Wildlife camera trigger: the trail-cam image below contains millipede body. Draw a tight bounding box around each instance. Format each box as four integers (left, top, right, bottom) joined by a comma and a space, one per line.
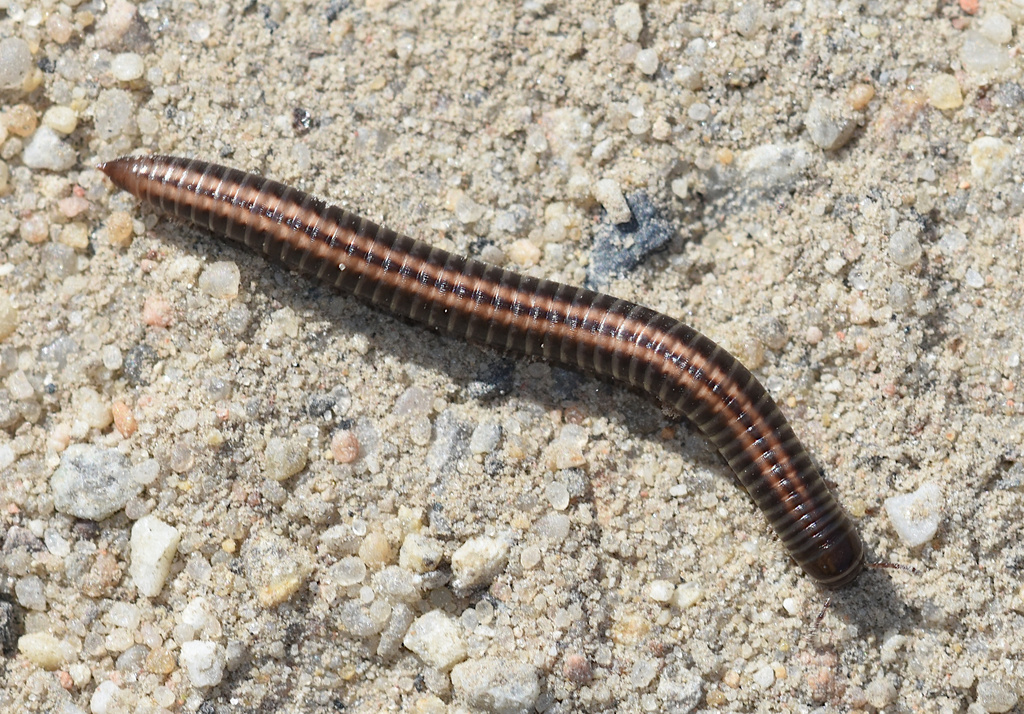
100, 154, 866, 587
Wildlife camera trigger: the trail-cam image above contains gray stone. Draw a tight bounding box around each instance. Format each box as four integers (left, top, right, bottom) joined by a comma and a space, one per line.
50, 444, 140, 520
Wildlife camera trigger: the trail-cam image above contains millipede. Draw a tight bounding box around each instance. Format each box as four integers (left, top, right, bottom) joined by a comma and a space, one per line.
101, 154, 867, 587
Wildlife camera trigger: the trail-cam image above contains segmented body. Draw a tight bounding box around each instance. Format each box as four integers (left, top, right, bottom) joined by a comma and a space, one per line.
101, 154, 865, 587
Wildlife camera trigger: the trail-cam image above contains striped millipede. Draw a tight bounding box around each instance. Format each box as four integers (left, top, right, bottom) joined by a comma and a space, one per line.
100, 154, 866, 588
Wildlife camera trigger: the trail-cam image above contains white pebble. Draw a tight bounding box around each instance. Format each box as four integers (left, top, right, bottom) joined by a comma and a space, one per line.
613, 2, 643, 42
469, 422, 501, 454
451, 535, 509, 590
647, 579, 675, 603
179, 640, 226, 687
634, 48, 659, 75
451, 657, 540, 714
17, 632, 65, 670
264, 436, 307, 481
960, 31, 1011, 74
884, 482, 942, 547
976, 679, 1019, 713
130, 515, 180, 596
111, 52, 145, 81
42, 105, 79, 135
545, 481, 570, 511
965, 268, 984, 289
968, 136, 1012, 188
0, 37, 31, 88
865, 675, 897, 708
51, 444, 140, 520
89, 680, 123, 713
198, 261, 241, 299
753, 664, 775, 689
888, 229, 922, 268
687, 102, 711, 122
399, 533, 444, 573
15, 575, 46, 610
977, 13, 1013, 45
22, 126, 77, 171
404, 610, 467, 671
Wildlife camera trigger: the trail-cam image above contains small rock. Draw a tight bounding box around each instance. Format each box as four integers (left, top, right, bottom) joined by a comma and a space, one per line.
179, 640, 226, 687
865, 675, 897, 708
593, 178, 632, 224
976, 679, 1018, 713
805, 97, 857, 151
451, 657, 540, 714
613, 2, 643, 42
968, 136, 1012, 188
656, 663, 703, 713
403, 610, 467, 671
884, 482, 943, 547
960, 31, 1011, 74
399, 533, 445, 573
17, 632, 65, 670
888, 229, 922, 268
926, 74, 963, 110
42, 105, 78, 135
451, 535, 509, 591
635, 48, 658, 75
130, 515, 180, 597
263, 436, 307, 481
111, 52, 145, 81
0, 38, 32, 89
93, 88, 136, 140
23, 126, 77, 171
90, 680, 124, 714
50, 444, 141, 520
14, 576, 45, 611
198, 261, 241, 299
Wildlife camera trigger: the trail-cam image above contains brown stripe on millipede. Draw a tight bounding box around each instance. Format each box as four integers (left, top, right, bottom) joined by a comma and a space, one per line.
100, 154, 866, 587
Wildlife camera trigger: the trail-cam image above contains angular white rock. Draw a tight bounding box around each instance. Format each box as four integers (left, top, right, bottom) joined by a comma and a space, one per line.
451, 535, 509, 590
884, 483, 943, 547
451, 657, 540, 714
179, 640, 226, 687
130, 515, 180, 596
403, 610, 467, 671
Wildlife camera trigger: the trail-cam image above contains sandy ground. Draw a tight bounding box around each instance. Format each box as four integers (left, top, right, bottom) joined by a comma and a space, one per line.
1, 0, 1024, 712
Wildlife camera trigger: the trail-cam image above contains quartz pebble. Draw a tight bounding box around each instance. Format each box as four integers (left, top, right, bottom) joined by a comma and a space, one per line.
976, 679, 1019, 713
884, 482, 943, 547
960, 31, 1011, 74
656, 663, 703, 712
198, 261, 241, 299
130, 515, 180, 596
614, 2, 643, 42
399, 533, 444, 573
451, 657, 540, 714
635, 48, 658, 75
888, 229, 922, 268
968, 136, 1012, 188
93, 88, 136, 140
23, 126, 77, 171
403, 610, 467, 671
50, 444, 141, 520
264, 436, 307, 481
111, 52, 145, 81
451, 535, 509, 591
804, 97, 857, 151
926, 74, 963, 110
17, 632, 65, 670
0, 38, 32, 89
179, 641, 226, 688
42, 105, 78, 134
